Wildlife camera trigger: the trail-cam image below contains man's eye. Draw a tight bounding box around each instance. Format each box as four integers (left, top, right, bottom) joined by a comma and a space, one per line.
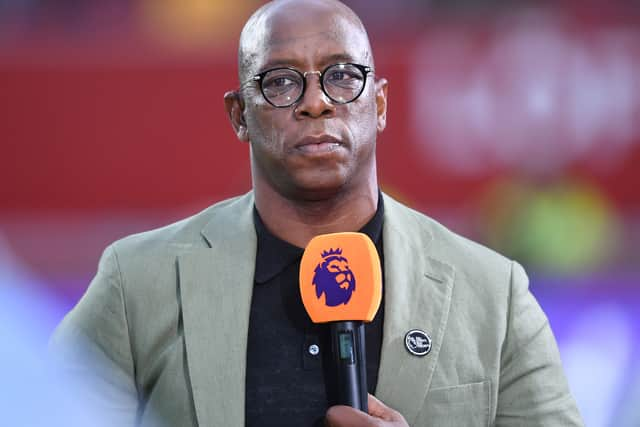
270, 77, 294, 87
264, 75, 298, 90
326, 70, 362, 88
327, 71, 351, 82
262, 74, 300, 100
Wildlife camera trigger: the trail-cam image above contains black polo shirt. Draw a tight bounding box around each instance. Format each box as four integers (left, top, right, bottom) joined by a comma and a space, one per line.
245, 198, 385, 427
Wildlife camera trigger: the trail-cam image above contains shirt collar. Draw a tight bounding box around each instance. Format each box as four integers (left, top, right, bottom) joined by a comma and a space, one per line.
253, 195, 385, 285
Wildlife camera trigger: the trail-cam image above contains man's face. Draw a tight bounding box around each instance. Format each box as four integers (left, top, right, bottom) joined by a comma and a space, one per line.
234, 4, 387, 201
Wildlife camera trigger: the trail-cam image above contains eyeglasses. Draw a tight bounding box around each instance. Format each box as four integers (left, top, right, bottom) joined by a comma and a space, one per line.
243, 63, 373, 108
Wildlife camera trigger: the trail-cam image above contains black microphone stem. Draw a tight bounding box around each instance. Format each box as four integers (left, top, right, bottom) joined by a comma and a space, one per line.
328, 321, 368, 412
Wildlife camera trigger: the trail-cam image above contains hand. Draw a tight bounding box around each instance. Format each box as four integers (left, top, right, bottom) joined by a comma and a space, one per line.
325, 394, 409, 427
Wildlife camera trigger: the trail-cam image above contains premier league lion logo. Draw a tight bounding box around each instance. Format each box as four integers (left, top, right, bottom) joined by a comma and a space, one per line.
312, 248, 356, 306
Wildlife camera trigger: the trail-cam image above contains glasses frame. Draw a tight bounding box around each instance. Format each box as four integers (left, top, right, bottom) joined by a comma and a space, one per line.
244, 63, 374, 108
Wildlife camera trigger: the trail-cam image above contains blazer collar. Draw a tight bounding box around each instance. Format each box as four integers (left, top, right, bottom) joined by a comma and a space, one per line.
179, 192, 256, 427
376, 193, 455, 425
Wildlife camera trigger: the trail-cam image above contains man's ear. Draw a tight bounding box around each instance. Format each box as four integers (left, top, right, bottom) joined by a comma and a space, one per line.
224, 90, 249, 142
374, 78, 388, 133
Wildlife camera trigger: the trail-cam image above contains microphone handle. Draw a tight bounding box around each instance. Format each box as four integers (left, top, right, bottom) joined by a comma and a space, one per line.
329, 321, 368, 412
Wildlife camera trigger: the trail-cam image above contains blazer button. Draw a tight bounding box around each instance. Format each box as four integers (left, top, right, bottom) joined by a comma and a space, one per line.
308, 344, 320, 356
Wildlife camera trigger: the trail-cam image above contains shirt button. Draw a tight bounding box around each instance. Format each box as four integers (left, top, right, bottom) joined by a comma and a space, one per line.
308, 344, 320, 356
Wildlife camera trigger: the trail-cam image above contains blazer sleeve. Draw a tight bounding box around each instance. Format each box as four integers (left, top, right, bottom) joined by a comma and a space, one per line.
495, 261, 584, 426
49, 244, 139, 426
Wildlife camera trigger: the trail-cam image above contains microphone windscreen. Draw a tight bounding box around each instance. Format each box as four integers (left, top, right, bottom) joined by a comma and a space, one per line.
299, 232, 382, 323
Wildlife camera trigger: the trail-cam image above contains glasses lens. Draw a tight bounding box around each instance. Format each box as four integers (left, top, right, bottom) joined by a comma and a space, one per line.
261, 69, 303, 106
323, 64, 366, 103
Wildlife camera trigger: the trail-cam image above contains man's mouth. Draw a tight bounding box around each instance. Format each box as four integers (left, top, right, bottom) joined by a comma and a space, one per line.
294, 135, 343, 154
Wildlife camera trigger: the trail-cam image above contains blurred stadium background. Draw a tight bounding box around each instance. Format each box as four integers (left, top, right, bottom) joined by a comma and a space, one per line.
1, 0, 639, 425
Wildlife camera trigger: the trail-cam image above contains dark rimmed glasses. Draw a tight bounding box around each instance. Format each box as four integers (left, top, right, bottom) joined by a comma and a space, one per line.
243, 63, 373, 108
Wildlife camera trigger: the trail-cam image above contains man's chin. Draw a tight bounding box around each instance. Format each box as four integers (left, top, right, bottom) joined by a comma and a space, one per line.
287, 177, 349, 202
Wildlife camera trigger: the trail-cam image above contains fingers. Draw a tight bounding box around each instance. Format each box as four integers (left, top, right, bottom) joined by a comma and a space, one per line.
325, 395, 407, 427
325, 405, 379, 427
367, 394, 404, 422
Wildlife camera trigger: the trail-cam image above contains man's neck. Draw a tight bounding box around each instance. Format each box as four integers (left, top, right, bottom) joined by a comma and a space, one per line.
254, 183, 379, 249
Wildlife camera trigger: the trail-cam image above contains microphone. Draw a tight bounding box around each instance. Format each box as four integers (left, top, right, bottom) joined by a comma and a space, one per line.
299, 232, 382, 412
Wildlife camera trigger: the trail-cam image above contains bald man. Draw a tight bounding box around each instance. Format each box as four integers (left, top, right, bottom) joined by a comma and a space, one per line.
51, 1, 583, 426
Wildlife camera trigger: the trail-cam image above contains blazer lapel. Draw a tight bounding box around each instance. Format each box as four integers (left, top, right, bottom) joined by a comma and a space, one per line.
376, 194, 455, 426
178, 193, 256, 427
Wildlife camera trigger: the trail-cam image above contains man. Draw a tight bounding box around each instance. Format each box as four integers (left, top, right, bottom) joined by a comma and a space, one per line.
51, 0, 584, 426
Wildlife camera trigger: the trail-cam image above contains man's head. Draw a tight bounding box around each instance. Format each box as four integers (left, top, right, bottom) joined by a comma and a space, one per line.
224, 0, 388, 202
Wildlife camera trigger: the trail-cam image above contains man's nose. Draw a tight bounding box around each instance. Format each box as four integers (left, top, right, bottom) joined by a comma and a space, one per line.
294, 72, 336, 119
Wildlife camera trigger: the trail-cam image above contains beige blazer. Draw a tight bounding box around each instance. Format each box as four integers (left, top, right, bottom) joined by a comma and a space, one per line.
51, 192, 583, 426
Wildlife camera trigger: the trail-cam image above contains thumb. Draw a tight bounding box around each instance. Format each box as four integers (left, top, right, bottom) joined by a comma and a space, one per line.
325, 404, 372, 427
368, 394, 405, 422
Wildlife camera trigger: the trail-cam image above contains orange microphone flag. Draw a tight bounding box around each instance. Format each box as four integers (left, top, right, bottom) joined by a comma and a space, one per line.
299, 232, 382, 323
